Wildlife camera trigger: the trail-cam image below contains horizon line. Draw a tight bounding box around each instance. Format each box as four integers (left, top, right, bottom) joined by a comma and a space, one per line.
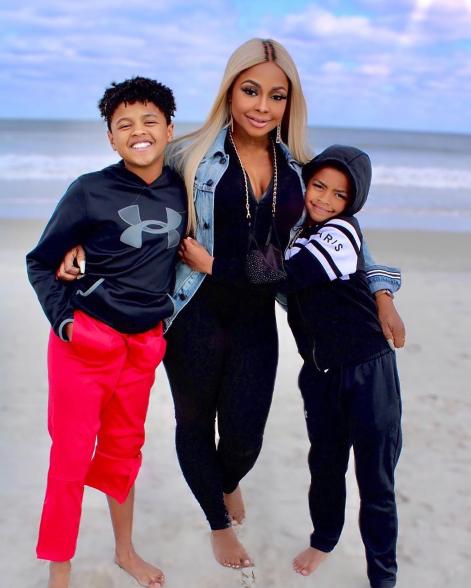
0, 118, 469, 138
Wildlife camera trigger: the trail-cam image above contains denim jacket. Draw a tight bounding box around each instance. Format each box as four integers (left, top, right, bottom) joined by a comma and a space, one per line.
164, 128, 401, 331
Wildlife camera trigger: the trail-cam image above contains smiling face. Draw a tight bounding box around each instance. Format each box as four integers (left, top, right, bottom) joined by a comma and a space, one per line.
107, 101, 173, 183
229, 61, 289, 141
304, 166, 351, 224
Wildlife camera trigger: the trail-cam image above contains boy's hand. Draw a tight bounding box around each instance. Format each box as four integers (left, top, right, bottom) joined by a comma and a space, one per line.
56, 245, 86, 281
179, 237, 214, 274
65, 322, 73, 342
376, 293, 406, 349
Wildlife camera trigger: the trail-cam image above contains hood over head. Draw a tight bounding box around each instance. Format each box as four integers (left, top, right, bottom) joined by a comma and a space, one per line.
302, 144, 372, 215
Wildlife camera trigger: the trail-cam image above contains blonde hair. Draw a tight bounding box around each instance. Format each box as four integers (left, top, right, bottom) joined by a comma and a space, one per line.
170, 38, 311, 234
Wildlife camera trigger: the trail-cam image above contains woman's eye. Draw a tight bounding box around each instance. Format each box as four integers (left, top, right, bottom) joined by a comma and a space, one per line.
272, 94, 288, 101
336, 193, 348, 200
313, 182, 323, 190
242, 86, 257, 96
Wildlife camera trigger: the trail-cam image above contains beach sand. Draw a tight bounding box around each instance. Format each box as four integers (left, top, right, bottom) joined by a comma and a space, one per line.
1, 220, 469, 587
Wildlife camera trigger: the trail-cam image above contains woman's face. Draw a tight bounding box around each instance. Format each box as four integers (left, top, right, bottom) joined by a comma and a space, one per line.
229, 61, 289, 140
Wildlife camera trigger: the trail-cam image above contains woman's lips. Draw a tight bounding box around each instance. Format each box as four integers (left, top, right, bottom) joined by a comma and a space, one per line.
246, 115, 271, 128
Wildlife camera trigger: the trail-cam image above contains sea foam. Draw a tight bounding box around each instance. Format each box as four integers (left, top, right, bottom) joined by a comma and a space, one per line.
1, 154, 470, 190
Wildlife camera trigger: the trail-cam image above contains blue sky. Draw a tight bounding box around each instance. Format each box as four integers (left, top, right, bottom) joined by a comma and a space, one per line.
1, 0, 470, 132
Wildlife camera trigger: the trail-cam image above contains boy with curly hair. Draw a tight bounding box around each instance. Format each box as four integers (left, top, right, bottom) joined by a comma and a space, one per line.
27, 77, 186, 588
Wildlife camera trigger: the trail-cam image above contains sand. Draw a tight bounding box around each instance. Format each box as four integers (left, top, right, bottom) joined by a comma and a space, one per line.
0, 219, 470, 587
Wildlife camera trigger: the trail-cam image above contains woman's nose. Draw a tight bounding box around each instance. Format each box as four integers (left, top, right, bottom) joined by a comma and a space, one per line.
255, 94, 269, 113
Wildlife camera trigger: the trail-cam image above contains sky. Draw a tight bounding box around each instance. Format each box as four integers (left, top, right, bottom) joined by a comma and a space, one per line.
1, 0, 470, 133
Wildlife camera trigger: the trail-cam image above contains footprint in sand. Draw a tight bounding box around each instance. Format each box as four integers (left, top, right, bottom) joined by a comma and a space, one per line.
240, 568, 256, 587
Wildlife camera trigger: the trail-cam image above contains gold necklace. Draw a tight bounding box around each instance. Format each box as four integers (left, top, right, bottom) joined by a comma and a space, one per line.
228, 131, 278, 224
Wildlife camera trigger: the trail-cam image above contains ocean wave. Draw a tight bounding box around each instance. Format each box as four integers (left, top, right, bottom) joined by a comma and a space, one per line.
372, 166, 471, 189
0, 154, 116, 180
361, 206, 471, 217
1, 154, 471, 190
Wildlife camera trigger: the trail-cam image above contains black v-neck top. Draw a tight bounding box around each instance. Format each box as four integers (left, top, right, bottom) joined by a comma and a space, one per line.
211, 137, 304, 286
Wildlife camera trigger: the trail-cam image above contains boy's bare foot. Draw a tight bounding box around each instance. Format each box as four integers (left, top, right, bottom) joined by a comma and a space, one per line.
211, 527, 253, 569
223, 485, 246, 525
292, 547, 328, 576
48, 561, 71, 588
115, 547, 165, 587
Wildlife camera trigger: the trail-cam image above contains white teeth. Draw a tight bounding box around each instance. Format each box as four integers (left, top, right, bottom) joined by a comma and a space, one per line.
132, 142, 152, 149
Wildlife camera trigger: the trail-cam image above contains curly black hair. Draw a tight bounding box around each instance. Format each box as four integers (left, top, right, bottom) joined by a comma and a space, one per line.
98, 76, 176, 129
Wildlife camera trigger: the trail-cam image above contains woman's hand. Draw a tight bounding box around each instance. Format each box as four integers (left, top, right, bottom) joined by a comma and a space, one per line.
56, 245, 86, 281
179, 237, 214, 274
376, 292, 406, 349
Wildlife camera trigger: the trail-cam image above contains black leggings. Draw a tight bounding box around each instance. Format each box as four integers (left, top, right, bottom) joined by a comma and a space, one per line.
164, 279, 278, 530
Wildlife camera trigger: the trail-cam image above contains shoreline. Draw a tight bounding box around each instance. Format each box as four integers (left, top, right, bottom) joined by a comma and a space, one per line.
4, 217, 470, 270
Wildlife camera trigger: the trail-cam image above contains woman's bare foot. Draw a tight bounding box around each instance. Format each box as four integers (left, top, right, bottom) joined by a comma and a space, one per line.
115, 546, 165, 587
223, 485, 246, 525
211, 527, 253, 569
48, 561, 71, 588
293, 547, 328, 576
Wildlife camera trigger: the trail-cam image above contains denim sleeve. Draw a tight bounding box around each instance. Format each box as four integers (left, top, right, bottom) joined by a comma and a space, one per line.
363, 238, 402, 294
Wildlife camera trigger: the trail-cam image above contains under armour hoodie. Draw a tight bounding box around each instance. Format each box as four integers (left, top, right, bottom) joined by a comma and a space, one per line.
284, 145, 390, 370
27, 161, 187, 339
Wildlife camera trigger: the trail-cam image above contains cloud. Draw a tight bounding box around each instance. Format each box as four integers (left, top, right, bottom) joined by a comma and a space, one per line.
0, 0, 469, 131
280, 5, 399, 45
358, 63, 391, 77
321, 61, 345, 74
0, 1, 244, 120
276, 1, 471, 48
265, 2, 470, 131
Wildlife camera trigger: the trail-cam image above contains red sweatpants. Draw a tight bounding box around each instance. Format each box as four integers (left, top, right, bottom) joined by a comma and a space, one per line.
36, 310, 166, 561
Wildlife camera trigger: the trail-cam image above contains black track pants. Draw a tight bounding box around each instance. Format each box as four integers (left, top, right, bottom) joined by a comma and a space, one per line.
299, 350, 402, 588
164, 280, 278, 530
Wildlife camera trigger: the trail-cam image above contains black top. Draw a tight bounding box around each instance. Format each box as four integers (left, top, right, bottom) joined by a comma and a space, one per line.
285, 143, 388, 370
26, 162, 187, 338
286, 220, 390, 370
211, 136, 304, 287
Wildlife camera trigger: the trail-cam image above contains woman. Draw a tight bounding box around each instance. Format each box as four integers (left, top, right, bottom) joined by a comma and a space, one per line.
58, 38, 405, 572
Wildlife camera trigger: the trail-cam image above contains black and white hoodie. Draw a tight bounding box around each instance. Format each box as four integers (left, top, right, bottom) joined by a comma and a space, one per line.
284, 145, 390, 371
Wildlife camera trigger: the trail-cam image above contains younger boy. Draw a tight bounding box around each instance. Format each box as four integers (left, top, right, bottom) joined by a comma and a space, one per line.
26, 77, 187, 588
284, 145, 402, 588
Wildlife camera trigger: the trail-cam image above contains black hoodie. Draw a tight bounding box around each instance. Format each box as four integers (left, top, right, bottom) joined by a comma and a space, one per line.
26, 162, 187, 339
284, 145, 389, 370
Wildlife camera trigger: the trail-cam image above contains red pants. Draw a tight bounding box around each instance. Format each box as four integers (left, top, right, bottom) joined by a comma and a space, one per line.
36, 310, 166, 561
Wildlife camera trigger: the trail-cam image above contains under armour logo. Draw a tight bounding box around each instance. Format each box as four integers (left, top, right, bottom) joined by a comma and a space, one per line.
118, 205, 182, 249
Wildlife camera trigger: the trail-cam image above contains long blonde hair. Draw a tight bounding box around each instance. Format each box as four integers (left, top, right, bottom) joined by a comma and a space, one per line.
170, 38, 311, 234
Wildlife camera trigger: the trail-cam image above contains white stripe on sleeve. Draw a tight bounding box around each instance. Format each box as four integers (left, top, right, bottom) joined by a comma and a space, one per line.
323, 218, 361, 250
285, 245, 302, 260
305, 242, 338, 280
307, 225, 359, 278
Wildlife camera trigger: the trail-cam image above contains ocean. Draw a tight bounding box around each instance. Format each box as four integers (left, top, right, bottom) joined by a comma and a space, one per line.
1, 119, 470, 231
